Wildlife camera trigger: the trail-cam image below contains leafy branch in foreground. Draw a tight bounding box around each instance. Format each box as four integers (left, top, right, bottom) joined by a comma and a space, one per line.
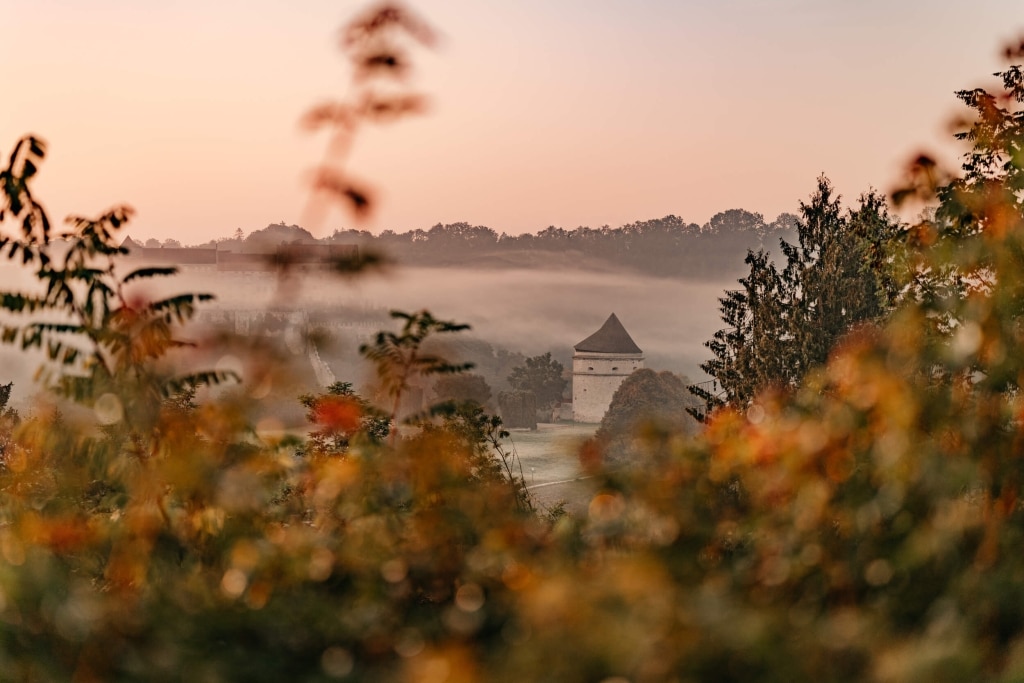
424, 400, 534, 512
0, 136, 236, 425
356, 308, 532, 509
302, 2, 435, 224
360, 309, 473, 432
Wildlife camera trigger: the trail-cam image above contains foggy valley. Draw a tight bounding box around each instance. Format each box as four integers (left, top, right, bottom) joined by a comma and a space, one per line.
0, 215, 765, 410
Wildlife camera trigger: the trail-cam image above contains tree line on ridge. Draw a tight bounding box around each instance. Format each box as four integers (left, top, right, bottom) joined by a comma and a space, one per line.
186, 209, 798, 279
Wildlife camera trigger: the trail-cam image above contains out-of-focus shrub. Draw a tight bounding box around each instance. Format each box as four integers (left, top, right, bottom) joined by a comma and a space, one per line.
595, 368, 699, 463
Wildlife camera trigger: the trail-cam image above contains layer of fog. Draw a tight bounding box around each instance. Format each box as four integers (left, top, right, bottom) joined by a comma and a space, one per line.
201, 266, 733, 381
0, 261, 736, 406
329, 267, 730, 376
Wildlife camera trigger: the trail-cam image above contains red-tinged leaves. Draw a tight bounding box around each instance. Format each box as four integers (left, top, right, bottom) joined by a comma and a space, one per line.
23, 514, 97, 554
313, 395, 363, 433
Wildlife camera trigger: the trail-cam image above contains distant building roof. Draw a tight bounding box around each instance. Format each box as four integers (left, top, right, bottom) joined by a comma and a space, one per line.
574, 313, 642, 354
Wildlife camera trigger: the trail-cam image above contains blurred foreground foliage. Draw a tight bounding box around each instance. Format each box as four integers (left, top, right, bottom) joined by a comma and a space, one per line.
3, 35, 1024, 683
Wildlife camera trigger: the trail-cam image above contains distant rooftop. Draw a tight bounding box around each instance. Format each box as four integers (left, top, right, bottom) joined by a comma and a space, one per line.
574, 313, 642, 354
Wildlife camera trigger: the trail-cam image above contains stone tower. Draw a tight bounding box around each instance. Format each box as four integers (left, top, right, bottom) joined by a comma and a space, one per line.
572, 313, 644, 423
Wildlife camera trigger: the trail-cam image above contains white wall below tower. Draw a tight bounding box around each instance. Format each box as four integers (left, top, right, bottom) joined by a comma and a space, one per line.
572, 352, 644, 423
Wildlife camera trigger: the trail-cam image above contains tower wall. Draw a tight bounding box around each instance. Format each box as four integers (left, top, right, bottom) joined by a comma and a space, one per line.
572, 352, 644, 423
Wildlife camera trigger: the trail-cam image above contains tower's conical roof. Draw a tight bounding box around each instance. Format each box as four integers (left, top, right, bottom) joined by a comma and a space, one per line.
574, 313, 642, 354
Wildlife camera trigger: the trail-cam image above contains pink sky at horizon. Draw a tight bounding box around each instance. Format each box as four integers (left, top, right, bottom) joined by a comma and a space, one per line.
4, 0, 1024, 243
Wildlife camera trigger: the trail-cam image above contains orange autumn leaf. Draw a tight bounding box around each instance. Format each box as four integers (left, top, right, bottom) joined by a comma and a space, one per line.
313, 395, 362, 432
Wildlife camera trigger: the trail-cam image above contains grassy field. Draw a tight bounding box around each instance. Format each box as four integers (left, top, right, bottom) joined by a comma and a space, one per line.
503, 422, 599, 517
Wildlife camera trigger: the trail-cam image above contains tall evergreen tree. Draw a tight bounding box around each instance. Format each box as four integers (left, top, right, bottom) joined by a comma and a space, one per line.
691, 177, 903, 418
691, 250, 788, 412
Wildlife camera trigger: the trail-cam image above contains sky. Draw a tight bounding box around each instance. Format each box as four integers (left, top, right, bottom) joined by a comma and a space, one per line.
4, 0, 1024, 243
